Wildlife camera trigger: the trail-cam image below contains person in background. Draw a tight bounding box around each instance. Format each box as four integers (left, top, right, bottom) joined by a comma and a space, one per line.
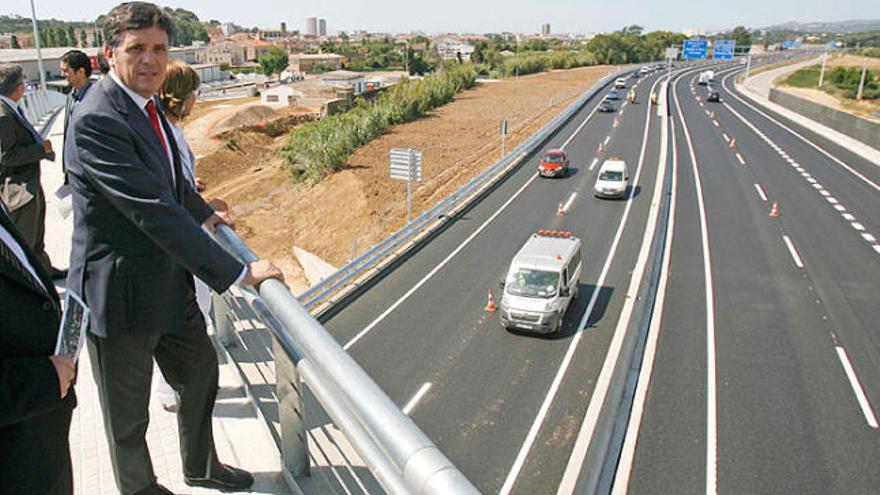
65, 3, 283, 494
0, 205, 76, 495
152, 59, 225, 412
0, 64, 64, 280
60, 50, 93, 145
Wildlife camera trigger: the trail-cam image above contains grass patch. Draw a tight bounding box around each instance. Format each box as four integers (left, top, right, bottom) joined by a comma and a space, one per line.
782, 65, 820, 87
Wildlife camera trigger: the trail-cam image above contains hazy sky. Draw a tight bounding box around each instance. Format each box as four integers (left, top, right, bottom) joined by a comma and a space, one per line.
6, 0, 879, 34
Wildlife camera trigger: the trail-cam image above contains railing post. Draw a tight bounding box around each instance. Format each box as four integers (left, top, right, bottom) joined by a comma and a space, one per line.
274, 339, 310, 479
211, 293, 237, 350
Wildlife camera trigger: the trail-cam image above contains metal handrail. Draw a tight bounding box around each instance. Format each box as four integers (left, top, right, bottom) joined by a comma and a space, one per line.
20, 89, 67, 133
213, 225, 480, 494
299, 65, 636, 311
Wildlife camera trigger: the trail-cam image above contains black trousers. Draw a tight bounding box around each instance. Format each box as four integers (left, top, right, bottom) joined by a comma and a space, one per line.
6, 187, 52, 272
87, 294, 222, 494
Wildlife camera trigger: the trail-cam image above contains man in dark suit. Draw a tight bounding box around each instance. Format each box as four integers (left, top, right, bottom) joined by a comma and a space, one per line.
0, 64, 63, 279
0, 206, 76, 495
66, 3, 283, 495
60, 50, 93, 148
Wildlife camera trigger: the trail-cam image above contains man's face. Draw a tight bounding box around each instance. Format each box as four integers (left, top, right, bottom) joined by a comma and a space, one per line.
104, 25, 169, 99
59, 61, 88, 89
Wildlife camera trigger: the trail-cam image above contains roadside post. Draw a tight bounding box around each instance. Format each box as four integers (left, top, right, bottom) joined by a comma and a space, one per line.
500, 119, 508, 159
390, 148, 423, 223
818, 51, 828, 88
857, 57, 868, 101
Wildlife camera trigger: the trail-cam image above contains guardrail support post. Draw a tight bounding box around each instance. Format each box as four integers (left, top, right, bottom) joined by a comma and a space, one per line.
212, 293, 237, 350
275, 339, 310, 479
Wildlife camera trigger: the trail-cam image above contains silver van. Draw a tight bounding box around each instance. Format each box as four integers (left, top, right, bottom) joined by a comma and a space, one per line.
499, 231, 582, 334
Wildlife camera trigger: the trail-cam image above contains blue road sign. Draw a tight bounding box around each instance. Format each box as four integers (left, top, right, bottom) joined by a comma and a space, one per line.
683, 39, 709, 59
782, 40, 795, 49
713, 39, 736, 59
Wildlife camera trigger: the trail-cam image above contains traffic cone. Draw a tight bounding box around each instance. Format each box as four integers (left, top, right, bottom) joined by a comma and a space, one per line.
597, 142, 604, 153
485, 290, 497, 312
769, 201, 780, 217
557, 202, 565, 216
729, 138, 736, 148
613, 117, 619, 128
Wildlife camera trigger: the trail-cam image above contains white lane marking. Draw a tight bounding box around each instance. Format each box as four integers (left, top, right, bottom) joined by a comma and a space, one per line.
722, 72, 880, 192
560, 96, 605, 150
529, 74, 670, 495
834, 204, 847, 212
812, 183, 823, 189
402, 382, 432, 415
722, 133, 730, 142
754, 183, 768, 202
874, 245, 880, 254
820, 190, 831, 197
782, 235, 805, 268
604, 135, 611, 146
852, 222, 866, 231
736, 153, 746, 165
563, 192, 578, 212
863, 233, 877, 243
612, 84, 678, 495
344, 173, 539, 350
836, 347, 879, 428
589, 157, 599, 171
712, 119, 720, 127
827, 197, 839, 204
843, 213, 855, 221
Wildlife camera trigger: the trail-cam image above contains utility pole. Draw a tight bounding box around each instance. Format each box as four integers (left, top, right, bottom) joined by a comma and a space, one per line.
29, 0, 46, 90
818, 50, 828, 88
515, 35, 520, 79
745, 53, 752, 80
856, 56, 868, 101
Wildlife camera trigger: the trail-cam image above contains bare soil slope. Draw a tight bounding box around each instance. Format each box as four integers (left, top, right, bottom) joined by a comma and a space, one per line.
188, 66, 614, 292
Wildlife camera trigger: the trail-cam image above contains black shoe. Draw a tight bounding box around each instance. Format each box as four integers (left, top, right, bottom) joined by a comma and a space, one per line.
132, 483, 175, 495
50, 267, 68, 281
184, 464, 254, 490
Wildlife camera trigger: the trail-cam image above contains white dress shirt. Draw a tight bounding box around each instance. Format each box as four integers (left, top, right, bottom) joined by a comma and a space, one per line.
0, 223, 47, 294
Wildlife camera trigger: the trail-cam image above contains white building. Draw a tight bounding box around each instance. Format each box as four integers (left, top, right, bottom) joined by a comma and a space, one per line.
261, 84, 303, 108
320, 70, 367, 94
305, 17, 318, 36
220, 23, 237, 37
435, 38, 475, 61
541, 23, 551, 36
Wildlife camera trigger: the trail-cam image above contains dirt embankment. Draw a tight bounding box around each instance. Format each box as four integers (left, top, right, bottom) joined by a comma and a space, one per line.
187, 66, 614, 293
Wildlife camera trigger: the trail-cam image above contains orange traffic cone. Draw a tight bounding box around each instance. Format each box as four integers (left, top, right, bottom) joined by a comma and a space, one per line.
729, 138, 736, 148
769, 201, 780, 217
485, 290, 497, 312
557, 202, 565, 216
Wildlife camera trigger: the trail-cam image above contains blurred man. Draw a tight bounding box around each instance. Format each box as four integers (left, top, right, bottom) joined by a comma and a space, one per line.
65, 3, 283, 494
0, 64, 63, 279
0, 206, 76, 495
60, 50, 93, 143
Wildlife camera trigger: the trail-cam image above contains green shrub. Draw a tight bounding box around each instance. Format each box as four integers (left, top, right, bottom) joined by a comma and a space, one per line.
282, 65, 477, 182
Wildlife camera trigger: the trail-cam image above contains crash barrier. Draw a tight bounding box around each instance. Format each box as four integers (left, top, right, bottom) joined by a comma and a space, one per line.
769, 87, 880, 150
20, 89, 67, 134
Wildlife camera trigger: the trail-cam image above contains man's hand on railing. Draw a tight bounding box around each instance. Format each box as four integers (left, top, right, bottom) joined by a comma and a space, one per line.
203, 210, 235, 233
241, 259, 285, 287
43, 140, 53, 154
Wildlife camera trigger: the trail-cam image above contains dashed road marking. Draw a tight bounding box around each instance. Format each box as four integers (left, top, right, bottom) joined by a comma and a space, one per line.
842, 213, 855, 221
836, 347, 879, 428
722, 133, 730, 142
589, 157, 599, 171
782, 235, 804, 268
754, 184, 768, 202
735, 153, 745, 165
402, 382, 433, 415
852, 222, 866, 231
863, 233, 877, 243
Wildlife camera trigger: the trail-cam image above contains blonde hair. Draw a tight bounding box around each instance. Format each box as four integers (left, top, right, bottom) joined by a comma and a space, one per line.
159, 60, 200, 121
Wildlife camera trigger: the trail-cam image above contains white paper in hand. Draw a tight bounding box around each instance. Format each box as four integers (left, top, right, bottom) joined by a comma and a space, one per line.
54, 291, 89, 361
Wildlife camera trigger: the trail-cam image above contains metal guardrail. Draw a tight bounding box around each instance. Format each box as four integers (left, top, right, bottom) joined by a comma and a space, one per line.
20, 89, 67, 132
298, 66, 638, 315
213, 224, 480, 494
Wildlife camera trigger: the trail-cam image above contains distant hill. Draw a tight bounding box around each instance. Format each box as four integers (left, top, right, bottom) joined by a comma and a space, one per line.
764, 19, 880, 33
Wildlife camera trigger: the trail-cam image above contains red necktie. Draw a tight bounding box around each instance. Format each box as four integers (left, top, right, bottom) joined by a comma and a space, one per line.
144, 100, 169, 161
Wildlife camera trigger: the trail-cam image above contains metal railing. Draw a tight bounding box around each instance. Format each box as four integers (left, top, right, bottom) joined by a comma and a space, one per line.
212, 225, 479, 494
20, 89, 67, 132
298, 66, 637, 315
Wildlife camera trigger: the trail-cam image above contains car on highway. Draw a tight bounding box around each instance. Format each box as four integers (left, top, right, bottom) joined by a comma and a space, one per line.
538, 149, 570, 177
598, 98, 616, 112
606, 89, 621, 100
639, 66, 651, 75
594, 158, 629, 198
499, 230, 582, 334
707, 90, 721, 102
614, 77, 627, 88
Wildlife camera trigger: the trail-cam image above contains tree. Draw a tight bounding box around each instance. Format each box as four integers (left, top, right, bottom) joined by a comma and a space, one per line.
46, 28, 57, 47
79, 29, 88, 47
67, 26, 76, 47
10, 34, 20, 49
57, 26, 69, 47
39, 28, 47, 47
731, 26, 752, 53
258, 46, 289, 78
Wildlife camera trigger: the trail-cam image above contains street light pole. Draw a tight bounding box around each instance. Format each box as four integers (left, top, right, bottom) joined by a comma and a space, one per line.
29, 0, 46, 90
818, 50, 828, 88
856, 56, 868, 101
516, 35, 520, 79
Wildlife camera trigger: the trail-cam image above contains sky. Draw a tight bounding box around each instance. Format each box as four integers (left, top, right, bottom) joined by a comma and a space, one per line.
5, 0, 880, 35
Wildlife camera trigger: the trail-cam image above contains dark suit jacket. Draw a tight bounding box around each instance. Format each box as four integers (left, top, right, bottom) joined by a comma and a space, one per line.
0, 99, 48, 212
0, 209, 74, 494
65, 76, 243, 338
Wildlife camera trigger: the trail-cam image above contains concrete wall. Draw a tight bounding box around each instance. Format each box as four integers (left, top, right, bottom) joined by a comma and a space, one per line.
769, 88, 880, 150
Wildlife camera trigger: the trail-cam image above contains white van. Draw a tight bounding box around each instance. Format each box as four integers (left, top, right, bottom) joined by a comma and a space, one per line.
614, 77, 627, 88
698, 71, 712, 85
594, 158, 629, 198
499, 231, 582, 334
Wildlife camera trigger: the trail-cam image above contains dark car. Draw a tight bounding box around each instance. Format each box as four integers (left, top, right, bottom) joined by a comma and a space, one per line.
707, 90, 721, 102
538, 149, 570, 177
606, 89, 621, 100
599, 99, 616, 112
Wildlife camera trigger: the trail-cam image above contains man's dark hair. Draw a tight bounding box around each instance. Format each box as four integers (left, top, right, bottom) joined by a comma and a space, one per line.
0, 64, 24, 97
60, 50, 93, 78
102, 2, 175, 49
96, 51, 111, 75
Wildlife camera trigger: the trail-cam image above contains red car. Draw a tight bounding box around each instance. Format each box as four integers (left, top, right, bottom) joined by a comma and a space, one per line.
538, 150, 570, 178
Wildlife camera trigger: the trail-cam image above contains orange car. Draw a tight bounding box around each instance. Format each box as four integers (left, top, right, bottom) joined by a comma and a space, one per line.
538, 149, 570, 178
